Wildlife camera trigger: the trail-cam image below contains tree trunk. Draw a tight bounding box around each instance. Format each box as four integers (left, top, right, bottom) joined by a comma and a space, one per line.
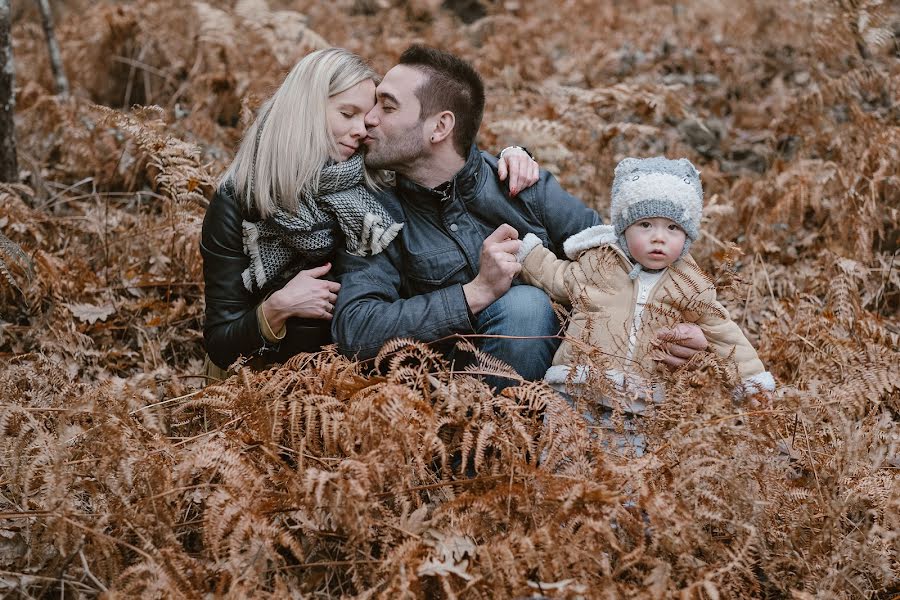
35, 0, 68, 96
0, 0, 18, 183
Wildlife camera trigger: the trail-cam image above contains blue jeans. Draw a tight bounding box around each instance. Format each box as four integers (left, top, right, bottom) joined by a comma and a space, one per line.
471, 285, 561, 390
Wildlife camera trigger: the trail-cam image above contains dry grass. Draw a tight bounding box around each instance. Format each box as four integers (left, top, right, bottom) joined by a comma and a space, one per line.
1, 0, 898, 597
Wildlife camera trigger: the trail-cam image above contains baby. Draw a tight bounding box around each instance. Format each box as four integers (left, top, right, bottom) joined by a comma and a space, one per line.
517, 156, 774, 442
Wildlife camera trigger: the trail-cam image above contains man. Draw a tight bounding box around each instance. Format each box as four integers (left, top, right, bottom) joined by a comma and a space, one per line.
333, 45, 706, 388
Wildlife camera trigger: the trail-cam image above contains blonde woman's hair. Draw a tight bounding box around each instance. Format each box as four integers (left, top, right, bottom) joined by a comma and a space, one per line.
222, 48, 380, 219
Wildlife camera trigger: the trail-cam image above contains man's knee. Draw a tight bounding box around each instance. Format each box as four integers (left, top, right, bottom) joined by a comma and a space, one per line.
481, 285, 559, 337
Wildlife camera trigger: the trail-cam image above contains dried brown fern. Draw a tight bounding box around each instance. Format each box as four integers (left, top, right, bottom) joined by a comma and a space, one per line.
2, 0, 899, 597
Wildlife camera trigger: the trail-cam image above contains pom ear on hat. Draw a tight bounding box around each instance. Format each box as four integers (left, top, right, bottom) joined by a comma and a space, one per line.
613, 157, 641, 176
677, 157, 700, 177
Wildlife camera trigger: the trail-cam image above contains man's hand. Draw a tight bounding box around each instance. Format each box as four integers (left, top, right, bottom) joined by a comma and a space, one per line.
653, 323, 708, 369
497, 147, 539, 197
463, 224, 522, 314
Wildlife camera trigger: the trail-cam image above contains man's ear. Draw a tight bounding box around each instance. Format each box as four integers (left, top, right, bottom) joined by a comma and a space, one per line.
428, 110, 456, 144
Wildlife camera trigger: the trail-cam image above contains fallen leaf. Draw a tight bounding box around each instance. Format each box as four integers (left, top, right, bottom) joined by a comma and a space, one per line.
66, 302, 117, 324
417, 530, 476, 581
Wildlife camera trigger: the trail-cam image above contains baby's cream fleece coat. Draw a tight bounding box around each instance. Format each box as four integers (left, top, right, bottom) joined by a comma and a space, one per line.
517, 225, 775, 395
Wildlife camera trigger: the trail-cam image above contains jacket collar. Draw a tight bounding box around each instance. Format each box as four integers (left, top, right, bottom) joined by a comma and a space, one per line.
563, 224, 619, 259
394, 144, 484, 205
564, 226, 693, 280
563, 224, 640, 270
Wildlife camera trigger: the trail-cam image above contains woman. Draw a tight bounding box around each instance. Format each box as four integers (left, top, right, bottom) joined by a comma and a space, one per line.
201, 48, 536, 376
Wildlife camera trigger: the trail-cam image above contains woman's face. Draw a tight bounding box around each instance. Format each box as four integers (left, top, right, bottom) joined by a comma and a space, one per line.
327, 78, 377, 161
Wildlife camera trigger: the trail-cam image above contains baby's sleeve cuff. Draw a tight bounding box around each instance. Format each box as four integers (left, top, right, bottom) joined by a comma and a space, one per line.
735, 371, 776, 399
517, 232, 544, 263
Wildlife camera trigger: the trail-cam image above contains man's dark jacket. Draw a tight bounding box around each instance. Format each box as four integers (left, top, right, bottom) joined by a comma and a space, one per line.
332, 145, 601, 360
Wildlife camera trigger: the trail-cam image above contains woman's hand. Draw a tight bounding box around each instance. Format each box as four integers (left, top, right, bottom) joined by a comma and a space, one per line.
262, 263, 341, 331
497, 147, 540, 197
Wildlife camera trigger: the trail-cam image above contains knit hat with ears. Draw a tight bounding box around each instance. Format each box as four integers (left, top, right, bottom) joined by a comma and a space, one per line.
610, 156, 703, 278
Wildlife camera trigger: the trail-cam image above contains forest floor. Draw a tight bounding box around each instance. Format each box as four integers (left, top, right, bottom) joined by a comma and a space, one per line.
1, 0, 898, 597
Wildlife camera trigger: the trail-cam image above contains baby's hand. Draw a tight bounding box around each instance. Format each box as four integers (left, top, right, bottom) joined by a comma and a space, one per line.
653, 323, 708, 369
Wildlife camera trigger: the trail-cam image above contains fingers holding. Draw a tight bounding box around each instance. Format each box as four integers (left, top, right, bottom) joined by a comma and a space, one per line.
319, 298, 335, 320
300, 262, 332, 279
315, 287, 338, 314
653, 325, 706, 369
666, 343, 701, 360
489, 249, 520, 264
490, 238, 522, 255
486, 223, 519, 243
655, 326, 677, 341
508, 155, 540, 196
507, 157, 524, 196
497, 156, 509, 182
483, 225, 520, 263
677, 323, 709, 351
489, 251, 521, 276
651, 343, 684, 366
658, 323, 708, 351
656, 353, 687, 370
517, 155, 539, 188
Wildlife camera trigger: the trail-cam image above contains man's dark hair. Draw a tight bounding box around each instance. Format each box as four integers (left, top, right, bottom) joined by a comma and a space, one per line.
398, 45, 485, 157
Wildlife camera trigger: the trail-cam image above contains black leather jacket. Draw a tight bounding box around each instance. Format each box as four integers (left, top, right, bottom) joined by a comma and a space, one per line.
200, 182, 333, 369
332, 146, 601, 360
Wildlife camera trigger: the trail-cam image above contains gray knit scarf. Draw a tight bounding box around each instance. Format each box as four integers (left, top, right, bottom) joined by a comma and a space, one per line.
241, 152, 402, 292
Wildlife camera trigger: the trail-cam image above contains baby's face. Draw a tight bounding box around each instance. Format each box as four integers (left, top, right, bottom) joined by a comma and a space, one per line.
624, 217, 686, 270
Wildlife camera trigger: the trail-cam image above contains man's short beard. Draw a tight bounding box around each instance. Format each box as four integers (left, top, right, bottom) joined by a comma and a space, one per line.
363, 126, 427, 174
